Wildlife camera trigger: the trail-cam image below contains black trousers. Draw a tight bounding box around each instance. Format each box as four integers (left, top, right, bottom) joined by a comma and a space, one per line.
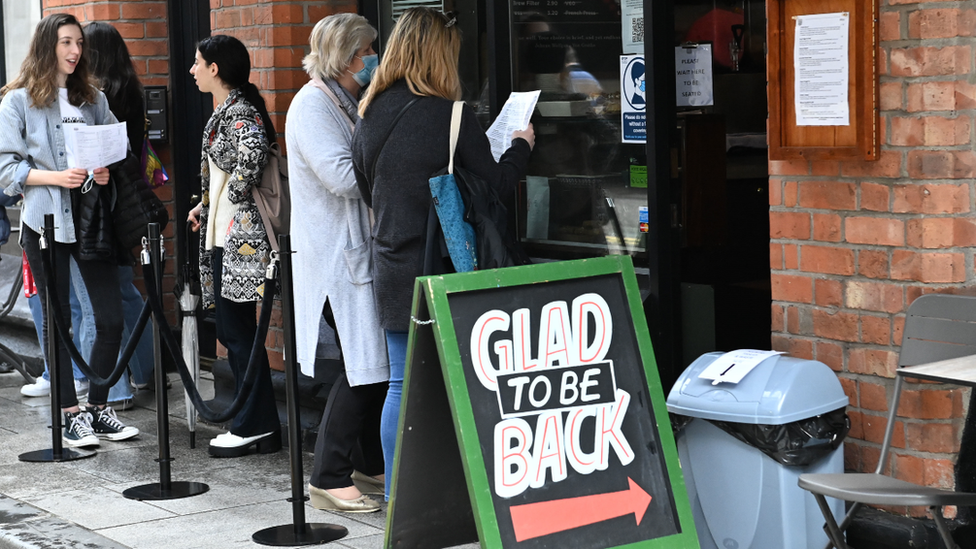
22, 226, 122, 408
310, 300, 386, 489
211, 248, 279, 437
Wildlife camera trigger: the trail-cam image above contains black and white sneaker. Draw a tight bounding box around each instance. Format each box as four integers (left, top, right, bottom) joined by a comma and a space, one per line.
63, 410, 99, 448
88, 406, 139, 441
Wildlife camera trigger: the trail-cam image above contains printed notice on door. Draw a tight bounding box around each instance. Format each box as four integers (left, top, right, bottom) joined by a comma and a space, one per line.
794, 12, 849, 126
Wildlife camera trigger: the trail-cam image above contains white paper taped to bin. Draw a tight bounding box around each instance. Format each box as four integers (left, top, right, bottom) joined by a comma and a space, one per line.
698, 349, 785, 385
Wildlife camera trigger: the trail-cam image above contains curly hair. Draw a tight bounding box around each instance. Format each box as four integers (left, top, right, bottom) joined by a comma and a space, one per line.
1, 13, 96, 107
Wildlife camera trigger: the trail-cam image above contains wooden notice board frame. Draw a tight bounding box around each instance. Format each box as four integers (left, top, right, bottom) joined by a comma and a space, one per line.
767, 0, 878, 161
385, 256, 698, 549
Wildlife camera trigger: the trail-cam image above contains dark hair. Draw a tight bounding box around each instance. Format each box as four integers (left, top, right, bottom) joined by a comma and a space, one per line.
1, 13, 96, 107
83, 22, 142, 116
197, 34, 276, 143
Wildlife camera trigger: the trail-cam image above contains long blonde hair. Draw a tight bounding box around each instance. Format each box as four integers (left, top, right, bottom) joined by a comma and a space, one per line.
359, 8, 461, 117
1, 13, 96, 107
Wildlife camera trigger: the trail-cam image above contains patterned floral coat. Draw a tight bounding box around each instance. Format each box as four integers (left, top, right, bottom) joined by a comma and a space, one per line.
198, 88, 272, 309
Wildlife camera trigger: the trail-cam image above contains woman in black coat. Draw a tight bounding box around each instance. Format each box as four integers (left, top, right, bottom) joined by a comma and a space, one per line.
351, 6, 534, 499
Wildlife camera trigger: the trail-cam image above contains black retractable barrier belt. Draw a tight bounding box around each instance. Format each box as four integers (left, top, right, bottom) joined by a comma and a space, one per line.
141, 254, 277, 424
38, 252, 151, 389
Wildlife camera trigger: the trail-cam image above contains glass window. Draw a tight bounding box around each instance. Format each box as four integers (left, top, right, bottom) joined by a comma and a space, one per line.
511, 0, 647, 261
1, 0, 41, 86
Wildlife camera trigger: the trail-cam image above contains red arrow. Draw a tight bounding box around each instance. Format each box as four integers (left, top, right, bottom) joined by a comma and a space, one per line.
509, 477, 652, 542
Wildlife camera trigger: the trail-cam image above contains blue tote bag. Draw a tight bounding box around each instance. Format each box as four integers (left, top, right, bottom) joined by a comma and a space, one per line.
429, 102, 477, 272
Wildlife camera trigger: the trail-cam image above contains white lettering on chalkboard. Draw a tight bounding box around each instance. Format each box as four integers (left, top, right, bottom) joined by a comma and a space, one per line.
472, 293, 634, 499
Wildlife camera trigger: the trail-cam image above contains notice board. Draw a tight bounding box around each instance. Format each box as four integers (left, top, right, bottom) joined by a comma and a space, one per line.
767, 0, 878, 161
385, 256, 698, 549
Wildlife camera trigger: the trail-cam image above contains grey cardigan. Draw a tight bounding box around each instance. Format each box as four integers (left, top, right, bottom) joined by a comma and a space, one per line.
285, 79, 389, 385
0, 87, 116, 243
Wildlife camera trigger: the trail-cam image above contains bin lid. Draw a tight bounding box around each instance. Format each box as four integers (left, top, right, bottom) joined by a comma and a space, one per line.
666, 352, 849, 424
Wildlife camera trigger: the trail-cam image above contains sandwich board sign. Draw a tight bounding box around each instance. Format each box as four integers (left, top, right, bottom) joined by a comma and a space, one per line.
385, 256, 698, 549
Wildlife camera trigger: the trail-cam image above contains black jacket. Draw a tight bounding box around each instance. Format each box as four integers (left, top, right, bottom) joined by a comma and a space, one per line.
73, 182, 115, 262
352, 80, 531, 331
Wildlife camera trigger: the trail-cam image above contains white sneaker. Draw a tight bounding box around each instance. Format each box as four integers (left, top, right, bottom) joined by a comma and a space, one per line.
21, 377, 51, 397
74, 379, 89, 397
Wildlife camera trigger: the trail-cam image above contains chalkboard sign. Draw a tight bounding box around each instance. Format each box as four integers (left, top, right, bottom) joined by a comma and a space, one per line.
386, 256, 698, 549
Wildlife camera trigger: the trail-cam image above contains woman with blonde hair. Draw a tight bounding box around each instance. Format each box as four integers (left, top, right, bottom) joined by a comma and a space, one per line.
286, 13, 387, 513
352, 6, 534, 499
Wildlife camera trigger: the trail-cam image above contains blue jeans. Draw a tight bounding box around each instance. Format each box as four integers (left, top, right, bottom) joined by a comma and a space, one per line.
381, 330, 407, 500
29, 259, 153, 401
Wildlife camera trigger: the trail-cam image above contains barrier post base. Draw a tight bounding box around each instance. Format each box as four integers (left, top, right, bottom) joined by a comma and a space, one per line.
123, 481, 209, 501
252, 523, 348, 547
18, 448, 96, 462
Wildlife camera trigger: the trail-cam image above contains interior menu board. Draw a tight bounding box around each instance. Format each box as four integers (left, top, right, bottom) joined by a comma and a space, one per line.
385, 257, 698, 549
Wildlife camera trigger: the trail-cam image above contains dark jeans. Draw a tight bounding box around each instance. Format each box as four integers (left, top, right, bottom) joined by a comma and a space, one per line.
310, 300, 386, 489
211, 248, 279, 437
23, 226, 122, 408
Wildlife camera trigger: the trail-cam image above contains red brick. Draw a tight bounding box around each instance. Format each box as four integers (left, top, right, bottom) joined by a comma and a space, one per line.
861, 315, 892, 345
810, 161, 840, 176
785, 337, 813, 359
880, 82, 903, 111
846, 281, 903, 313
812, 213, 842, 242
860, 182, 890, 212
770, 211, 810, 239
907, 217, 976, 248
768, 160, 809, 176
908, 8, 975, 39
271, 4, 306, 23
859, 380, 889, 411
86, 3, 118, 21
847, 411, 864, 442
813, 309, 859, 342
906, 151, 976, 180
892, 453, 924, 484
121, 1, 167, 19
800, 245, 855, 275
818, 341, 845, 372
898, 388, 966, 419
923, 459, 956, 489
112, 22, 145, 40
770, 243, 783, 270
126, 40, 168, 58
771, 274, 813, 303
268, 349, 284, 372
880, 11, 901, 41
771, 304, 785, 332
769, 178, 782, 206
841, 151, 902, 178
786, 306, 800, 334
848, 348, 899, 378
146, 22, 168, 39
771, 335, 791, 353
893, 47, 971, 78
893, 183, 970, 213
815, 278, 843, 307
906, 422, 959, 453
862, 413, 905, 447
893, 315, 905, 346
957, 81, 976, 109
784, 244, 799, 269
845, 217, 905, 246
784, 181, 798, 207
798, 181, 856, 210
891, 250, 966, 282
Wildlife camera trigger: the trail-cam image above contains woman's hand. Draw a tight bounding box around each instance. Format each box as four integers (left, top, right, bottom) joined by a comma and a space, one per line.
56, 168, 89, 189
512, 123, 535, 151
92, 167, 110, 186
187, 202, 204, 232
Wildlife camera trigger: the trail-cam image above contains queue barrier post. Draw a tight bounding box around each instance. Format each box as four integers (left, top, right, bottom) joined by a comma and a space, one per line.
123, 223, 209, 501
19, 214, 96, 463
253, 234, 347, 546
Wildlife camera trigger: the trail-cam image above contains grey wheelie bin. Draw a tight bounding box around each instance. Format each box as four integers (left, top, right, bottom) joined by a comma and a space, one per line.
666, 352, 850, 549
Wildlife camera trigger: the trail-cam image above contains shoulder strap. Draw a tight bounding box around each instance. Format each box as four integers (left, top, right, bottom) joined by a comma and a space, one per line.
369, 97, 420, 185
447, 101, 463, 175
309, 78, 355, 131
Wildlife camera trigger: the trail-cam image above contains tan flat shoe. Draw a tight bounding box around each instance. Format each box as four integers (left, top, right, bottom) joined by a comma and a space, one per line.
308, 484, 380, 513
351, 470, 384, 496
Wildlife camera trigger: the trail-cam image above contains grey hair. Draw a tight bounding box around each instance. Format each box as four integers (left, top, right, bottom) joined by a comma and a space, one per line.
303, 13, 377, 80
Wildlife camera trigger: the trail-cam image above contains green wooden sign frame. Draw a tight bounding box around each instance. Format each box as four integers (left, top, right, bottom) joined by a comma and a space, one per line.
386, 256, 699, 549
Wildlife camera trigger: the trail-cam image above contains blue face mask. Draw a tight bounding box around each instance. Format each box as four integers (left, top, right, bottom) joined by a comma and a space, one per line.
351, 54, 378, 87
639, 80, 646, 93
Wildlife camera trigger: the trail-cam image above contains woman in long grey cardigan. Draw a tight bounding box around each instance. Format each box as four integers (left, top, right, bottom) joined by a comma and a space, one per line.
285, 14, 389, 513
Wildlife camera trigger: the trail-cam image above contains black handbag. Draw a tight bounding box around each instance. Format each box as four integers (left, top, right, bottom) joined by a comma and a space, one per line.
110, 151, 169, 250
72, 182, 115, 261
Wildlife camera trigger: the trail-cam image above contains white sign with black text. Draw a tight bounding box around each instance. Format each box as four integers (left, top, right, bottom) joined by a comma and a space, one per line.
675, 45, 713, 107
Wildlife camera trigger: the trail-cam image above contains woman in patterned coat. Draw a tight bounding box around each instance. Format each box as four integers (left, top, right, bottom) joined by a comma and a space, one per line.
187, 35, 281, 457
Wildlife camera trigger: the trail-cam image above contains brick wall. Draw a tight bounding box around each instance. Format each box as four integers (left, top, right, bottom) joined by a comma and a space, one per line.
769, 1, 973, 517
42, 0, 178, 323
211, 0, 357, 369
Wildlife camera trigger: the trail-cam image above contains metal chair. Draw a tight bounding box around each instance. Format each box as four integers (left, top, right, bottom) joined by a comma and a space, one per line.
799, 294, 976, 549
